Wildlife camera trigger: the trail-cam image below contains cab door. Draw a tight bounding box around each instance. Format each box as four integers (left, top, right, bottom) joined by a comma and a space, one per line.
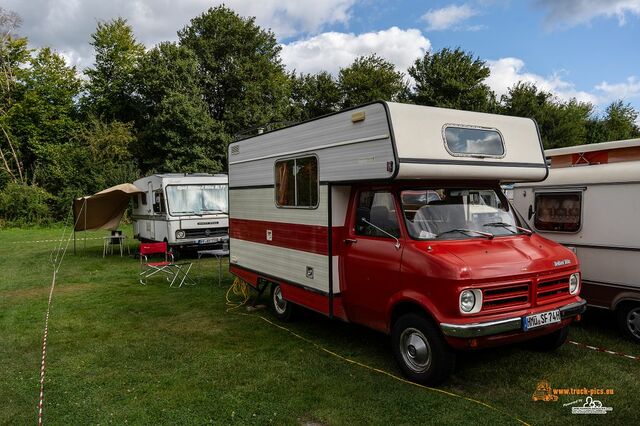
342, 189, 404, 331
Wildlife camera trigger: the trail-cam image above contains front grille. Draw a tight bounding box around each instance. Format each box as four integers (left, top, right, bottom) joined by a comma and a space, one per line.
482, 281, 530, 312
183, 227, 229, 239
536, 276, 570, 304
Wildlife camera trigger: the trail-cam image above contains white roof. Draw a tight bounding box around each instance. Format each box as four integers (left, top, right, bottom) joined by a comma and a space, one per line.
519, 161, 640, 187
545, 138, 640, 157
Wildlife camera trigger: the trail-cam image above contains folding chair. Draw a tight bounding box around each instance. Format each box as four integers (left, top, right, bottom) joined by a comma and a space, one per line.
139, 242, 194, 287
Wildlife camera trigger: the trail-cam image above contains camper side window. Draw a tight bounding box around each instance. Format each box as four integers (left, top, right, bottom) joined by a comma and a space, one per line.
534, 192, 581, 232
141, 193, 147, 205
153, 190, 166, 214
133, 195, 139, 209
443, 126, 505, 157
275, 156, 318, 208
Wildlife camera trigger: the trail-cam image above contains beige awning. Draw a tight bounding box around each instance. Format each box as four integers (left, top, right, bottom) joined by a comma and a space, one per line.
73, 183, 143, 231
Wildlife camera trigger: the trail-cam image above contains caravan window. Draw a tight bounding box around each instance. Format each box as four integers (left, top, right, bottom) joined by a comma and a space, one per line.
443, 126, 505, 157
141, 192, 147, 205
275, 156, 318, 208
534, 192, 582, 233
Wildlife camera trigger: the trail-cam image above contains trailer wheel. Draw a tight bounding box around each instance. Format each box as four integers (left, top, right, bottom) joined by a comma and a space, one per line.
391, 313, 454, 385
528, 326, 569, 351
616, 302, 640, 343
270, 284, 296, 321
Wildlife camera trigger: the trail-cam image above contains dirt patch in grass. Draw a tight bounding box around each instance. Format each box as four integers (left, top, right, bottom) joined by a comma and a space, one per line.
0, 282, 95, 301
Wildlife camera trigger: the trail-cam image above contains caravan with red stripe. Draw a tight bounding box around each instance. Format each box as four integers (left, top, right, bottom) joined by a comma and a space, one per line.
228, 101, 586, 385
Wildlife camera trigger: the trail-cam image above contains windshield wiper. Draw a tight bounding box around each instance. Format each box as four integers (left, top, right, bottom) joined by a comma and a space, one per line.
483, 222, 532, 235
436, 228, 494, 239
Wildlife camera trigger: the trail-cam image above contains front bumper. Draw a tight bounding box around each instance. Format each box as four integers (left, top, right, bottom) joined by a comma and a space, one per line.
439, 299, 586, 338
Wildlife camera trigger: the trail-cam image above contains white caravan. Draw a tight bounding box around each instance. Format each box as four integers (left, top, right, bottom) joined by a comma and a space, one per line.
513, 139, 640, 342
132, 173, 229, 252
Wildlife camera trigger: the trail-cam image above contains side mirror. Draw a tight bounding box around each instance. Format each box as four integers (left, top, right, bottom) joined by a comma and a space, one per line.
528, 205, 535, 220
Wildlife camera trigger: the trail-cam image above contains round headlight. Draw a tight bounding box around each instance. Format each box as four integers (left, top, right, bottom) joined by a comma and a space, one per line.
569, 273, 580, 295
460, 290, 476, 313
176, 230, 186, 239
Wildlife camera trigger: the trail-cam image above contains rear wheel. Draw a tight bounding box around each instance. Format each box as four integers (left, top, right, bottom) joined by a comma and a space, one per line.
270, 284, 296, 321
528, 326, 569, 351
391, 313, 455, 385
616, 302, 640, 343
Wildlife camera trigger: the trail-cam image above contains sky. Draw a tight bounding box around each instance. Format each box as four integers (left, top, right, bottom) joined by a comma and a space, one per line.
3, 0, 640, 121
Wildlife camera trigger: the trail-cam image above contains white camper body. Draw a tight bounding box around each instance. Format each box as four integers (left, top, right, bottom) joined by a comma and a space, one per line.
512, 139, 640, 340
132, 173, 229, 250
228, 101, 548, 311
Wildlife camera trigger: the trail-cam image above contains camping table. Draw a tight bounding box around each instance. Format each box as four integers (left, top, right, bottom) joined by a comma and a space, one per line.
197, 248, 230, 286
102, 235, 129, 257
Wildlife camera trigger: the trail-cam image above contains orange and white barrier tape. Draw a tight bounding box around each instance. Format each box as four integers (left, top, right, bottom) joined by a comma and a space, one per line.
569, 340, 640, 362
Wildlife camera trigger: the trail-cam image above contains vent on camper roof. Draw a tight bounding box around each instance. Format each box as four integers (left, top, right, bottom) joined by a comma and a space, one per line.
230, 145, 240, 155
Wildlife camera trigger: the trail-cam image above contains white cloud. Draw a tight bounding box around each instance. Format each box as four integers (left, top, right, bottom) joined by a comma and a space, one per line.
421, 4, 479, 31
594, 77, 640, 101
486, 57, 598, 104
534, 0, 640, 29
280, 27, 431, 75
3, 0, 358, 70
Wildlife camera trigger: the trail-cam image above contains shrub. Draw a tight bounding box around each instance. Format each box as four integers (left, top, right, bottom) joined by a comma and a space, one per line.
0, 183, 53, 227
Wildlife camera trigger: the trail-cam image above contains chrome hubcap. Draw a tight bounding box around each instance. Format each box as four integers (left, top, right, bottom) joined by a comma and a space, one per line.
399, 328, 432, 373
627, 308, 640, 339
273, 286, 287, 315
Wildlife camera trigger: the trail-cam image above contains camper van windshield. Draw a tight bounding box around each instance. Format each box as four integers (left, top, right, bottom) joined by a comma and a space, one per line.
401, 188, 526, 240
166, 184, 228, 216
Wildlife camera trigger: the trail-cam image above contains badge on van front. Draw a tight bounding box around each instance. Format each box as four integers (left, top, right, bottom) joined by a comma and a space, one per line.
553, 259, 571, 267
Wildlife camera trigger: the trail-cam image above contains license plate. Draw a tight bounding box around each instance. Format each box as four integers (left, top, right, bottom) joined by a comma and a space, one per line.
523, 309, 561, 331
197, 237, 221, 244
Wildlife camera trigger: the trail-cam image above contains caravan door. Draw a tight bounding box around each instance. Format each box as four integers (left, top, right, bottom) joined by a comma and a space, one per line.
147, 181, 156, 240
342, 189, 403, 331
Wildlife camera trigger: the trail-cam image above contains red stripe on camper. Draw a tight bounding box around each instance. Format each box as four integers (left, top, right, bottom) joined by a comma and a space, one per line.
230, 218, 344, 255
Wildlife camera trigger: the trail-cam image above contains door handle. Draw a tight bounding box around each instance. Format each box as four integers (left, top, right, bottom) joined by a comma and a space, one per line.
344, 238, 357, 244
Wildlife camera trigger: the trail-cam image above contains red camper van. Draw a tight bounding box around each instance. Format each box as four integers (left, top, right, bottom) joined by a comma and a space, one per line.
228, 102, 586, 385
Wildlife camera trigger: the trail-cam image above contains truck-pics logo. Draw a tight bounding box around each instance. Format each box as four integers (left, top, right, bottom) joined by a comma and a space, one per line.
553, 259, 571, 267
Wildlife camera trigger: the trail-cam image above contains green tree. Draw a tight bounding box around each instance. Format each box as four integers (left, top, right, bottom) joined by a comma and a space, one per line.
83, 17, 145, 122
592, 100, 640, 143
178, 6, 290, 137
408, 47, 496, 112
135, 42, 225, 173
338, 54, 407, 108
289, 71, 341, 121
501, 83, 593, 149
5, 48, 81, 178
0, 8, 30, 184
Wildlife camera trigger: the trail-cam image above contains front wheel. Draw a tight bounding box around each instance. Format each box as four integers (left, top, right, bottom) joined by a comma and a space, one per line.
616, 302, 640, 343
270, 284, 296, 321
391, 313, 455, 385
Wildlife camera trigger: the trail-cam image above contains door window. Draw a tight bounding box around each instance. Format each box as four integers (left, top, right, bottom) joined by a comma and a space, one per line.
354, 191, 400, 238
153, 190, 166, 214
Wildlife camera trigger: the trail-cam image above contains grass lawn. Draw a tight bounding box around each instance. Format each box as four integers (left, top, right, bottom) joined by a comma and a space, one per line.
1, 226, 638, 425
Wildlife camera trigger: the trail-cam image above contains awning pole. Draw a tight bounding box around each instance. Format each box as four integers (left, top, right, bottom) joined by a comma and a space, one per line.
84, 199, 87, 255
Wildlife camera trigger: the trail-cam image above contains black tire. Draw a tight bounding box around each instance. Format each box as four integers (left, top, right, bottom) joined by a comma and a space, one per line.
391, 312, 455, 385
270, 284, 296, 321
528, 326, 569, 351
616, 302, 640, 343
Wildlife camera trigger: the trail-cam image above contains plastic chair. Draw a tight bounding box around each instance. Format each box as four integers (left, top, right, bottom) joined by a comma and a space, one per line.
138, 242, 193, 287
